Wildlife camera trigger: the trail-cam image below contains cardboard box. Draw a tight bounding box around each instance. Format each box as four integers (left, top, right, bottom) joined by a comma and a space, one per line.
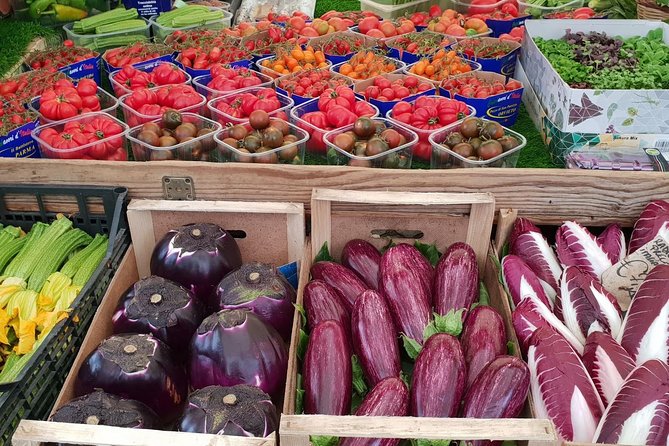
516, 60, 669, 166
522, 19, 669, 134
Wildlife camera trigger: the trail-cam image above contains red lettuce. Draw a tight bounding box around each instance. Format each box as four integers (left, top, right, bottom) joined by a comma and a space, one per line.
581, 331, 635, 407
555, 221, 612, 278
597, 223, 626, 264
501, 255, 553, 310
629, 200, 669, 253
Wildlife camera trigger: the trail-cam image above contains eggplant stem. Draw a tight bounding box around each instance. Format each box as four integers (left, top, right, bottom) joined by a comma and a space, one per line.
223, 394, 237, 405
247, 272, 261, 284
150, 293, 163, 304
123, 344, 138, 354
85, 415, 100, 425
191, 228, 202, 238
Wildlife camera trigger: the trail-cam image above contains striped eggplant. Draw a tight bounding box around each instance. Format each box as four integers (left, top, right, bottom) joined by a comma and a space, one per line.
339, 377, 409, 446
558, 266, 623, 344
501, 255, 553, 310
433, 242, 479, 316
581, 331, 635, 407
512, 297, 584, 355
352, 290, 401, 387
555, 221, 612, 279
310, 261, 367, 312
461, 305, 506, 389
402, 243, 434, 295
462, 356, 530, 443
410, 333, 465, 417
629, 200, 669, 253
304, 280, 351, 335
509, 218, 562, 300
341, 239, 381, 290
594, 359, 669, 445
380, 245, 431, 344
618, 265, 669, 365
303, 320, 352, 415
527, 326, 603, 442
597, 224, 626, 264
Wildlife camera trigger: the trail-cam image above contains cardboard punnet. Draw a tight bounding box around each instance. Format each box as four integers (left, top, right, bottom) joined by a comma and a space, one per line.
521, 19, 669, 134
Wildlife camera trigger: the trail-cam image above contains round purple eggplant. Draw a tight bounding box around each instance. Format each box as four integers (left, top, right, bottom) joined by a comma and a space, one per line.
178, 385, 278, 437
339, 377, 409, 446
75, 333, 187, 421
189, 309, 288, 400
150, 223, 242, 309
352, 290, 400, 387
304, 280, 351, 338
310, 261, 367, 311
410, 333, 465, 417
50, 390, 159, 430
112, 276, 205, 354
303, 320, 351, 415
461, 305, 506, 390
215, 262, 295, 341
341, 239, 381, 290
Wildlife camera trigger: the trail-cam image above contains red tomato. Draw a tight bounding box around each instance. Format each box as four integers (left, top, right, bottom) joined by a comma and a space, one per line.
392, 101, 412, 116
394, 86, 411, 99
40, 90, 82, 121
326, 104, 357, 127
152, 63, 187, 86
76, 79, 97, 98
414, 140, 432, 161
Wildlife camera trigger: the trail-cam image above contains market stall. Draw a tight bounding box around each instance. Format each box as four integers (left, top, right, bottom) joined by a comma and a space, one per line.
0, 0, 668, 443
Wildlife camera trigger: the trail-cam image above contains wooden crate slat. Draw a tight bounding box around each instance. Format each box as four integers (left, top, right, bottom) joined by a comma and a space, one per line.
12, 420, 275, 446
2, 161, 667, 225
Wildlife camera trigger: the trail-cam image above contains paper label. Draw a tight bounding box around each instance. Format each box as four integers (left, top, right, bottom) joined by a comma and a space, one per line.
602, 233, 669, 310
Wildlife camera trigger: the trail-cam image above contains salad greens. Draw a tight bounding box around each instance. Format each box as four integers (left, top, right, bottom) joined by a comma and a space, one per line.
535, 29, 669, 90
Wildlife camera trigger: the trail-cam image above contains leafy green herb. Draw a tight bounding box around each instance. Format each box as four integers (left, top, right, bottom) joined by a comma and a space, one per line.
314, 242, 334, 263
297, 329, 309, 361
351, 354, 368, 396
414, 241, 441, 266
311, 436, 339, 446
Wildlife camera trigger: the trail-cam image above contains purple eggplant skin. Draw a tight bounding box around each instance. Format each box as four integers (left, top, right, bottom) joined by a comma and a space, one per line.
304, 279, 351, 336
339, 377, 409, 446
410, 333, 466, 417
461, 306, 506, 390
462, 355, 530, 418
341, 239, 381, 290
75, 333, 187, 421
189, 309, 288, 401
310, 261, 368, 311
216, 262, 296, 341
397, 243, 434, 296
433, 242, 479, 317
50, 390, 159, 430
112, 276, 205, 355
303, 320, 352, 415
178, 385, 278, 437
380, 245, 432, 344
150, 223, 243, 310
352, 290, 401, 387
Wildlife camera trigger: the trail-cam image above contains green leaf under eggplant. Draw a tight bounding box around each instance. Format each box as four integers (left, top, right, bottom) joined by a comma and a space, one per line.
314, 242, 334, 263
351, 354, 368, 396
414, 241, 441, 266
295, 373, 305, 414
311, 436, 339, 446
297, 329, 309, 361
402, 334, 422, 360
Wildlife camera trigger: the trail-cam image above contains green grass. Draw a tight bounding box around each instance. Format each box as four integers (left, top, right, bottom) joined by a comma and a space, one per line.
0, 20, 59, 78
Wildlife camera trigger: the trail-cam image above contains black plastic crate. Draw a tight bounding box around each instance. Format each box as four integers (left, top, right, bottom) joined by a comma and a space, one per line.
0, 185, 129, 445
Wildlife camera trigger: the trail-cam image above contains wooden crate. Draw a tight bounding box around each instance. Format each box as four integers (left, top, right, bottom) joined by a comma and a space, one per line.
281, 189, 560, 446
492, 210, 621, 446
2, 160, 669, 226
12, 199, 307, 446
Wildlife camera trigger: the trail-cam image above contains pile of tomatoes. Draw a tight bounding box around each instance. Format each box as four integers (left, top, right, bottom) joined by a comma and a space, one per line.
0, 70, 67, 106
426, 9, 490, 37
242, 26, 298, 57
198, 65, 269, 97
455, 38, 518, 59
316, 34, 371, 57
209, 87, 289, 125
37, 114, 126, 161
409, 50, 475, 81
355, 16, 416, 39
111, 63, 189, 96
37, 79, 101, 123
28, 46, 98, 71
361, 75, 433, 102
103, 43, 173, 70
442, 75, 523, 99
277, 69, 351, 99
337, 51, 401, 80
122, 85, 204, 126
387, 32, 453, 57
389, 96, 472, 160
178, 46, 250, 70
297, 86, 376, 153
258, 45, 328, 77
